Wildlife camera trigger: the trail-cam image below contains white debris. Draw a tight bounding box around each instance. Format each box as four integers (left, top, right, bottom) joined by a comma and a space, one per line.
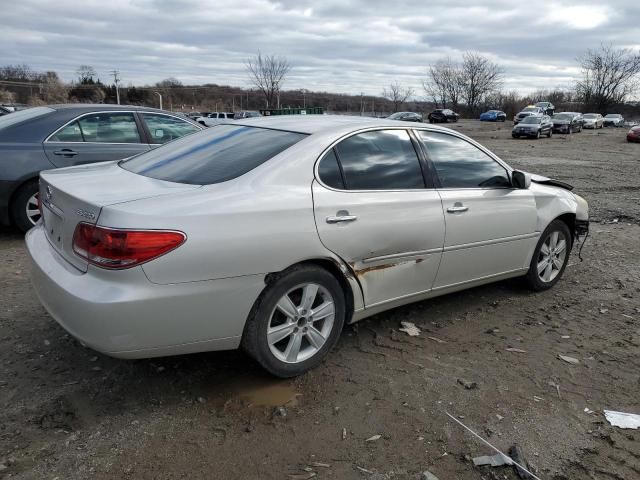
604, 410, 640, 429
365, 434, 382, 442
399, 321, 421, 336
558, 354, 580, 365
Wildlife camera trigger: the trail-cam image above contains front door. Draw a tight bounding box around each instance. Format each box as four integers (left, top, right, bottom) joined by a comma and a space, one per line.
43, 111, 150, 167
312, 129, 445, 307
415, 130, 538, 289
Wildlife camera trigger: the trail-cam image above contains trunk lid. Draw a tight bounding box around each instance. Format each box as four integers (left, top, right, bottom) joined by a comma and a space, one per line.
39, 161, 200, 272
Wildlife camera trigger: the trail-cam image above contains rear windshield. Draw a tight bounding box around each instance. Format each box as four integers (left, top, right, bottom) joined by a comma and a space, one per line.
0, 106, 53, 130
120, 125, 307, 185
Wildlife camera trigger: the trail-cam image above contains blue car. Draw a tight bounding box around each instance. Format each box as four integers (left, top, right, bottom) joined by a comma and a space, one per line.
479, 110, 506, 122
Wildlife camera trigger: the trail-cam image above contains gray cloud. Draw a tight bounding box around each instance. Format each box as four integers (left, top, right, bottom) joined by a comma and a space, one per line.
1, 0, 638, 96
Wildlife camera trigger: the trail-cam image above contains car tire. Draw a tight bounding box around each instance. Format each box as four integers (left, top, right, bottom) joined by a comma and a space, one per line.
535, 130, 541, 139
11, 180, 40, 233
547, 129, 552, 138
241, 265, 346, 378
525, 220, 572, 291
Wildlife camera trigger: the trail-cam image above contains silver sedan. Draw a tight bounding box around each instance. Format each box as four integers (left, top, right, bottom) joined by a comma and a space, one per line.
26, 116, 589, 377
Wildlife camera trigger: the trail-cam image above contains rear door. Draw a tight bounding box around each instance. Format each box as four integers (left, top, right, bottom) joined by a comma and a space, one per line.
313, 129, 445, 307
43, 111, 150, 167
415, 130, 538, 289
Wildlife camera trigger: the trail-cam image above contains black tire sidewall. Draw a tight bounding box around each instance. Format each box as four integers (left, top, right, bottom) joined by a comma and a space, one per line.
11, 180, 39, 233
526, 220, 572, 291
242, 266, 346, 378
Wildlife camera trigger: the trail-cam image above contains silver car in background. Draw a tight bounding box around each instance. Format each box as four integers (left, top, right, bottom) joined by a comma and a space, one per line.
27, 116, 589, 377
582, 113, 604, 129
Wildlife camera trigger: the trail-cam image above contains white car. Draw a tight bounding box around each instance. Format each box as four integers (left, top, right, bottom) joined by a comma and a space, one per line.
582, 113, 604, 129
195, 112, 234, 127
27, 116, 589, 377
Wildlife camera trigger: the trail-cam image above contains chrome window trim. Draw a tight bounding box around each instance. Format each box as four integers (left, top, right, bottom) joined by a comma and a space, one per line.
313, 126, 514, 193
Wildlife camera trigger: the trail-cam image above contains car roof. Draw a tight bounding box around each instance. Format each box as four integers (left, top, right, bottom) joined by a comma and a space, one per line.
48, 103, 171, 114
234, 114, 448, 136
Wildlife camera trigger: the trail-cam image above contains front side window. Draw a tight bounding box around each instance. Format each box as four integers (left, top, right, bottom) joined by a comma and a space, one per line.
417, 131, 511, 189
77, 112, 141, 143
141, 113, 200, 144
334, 130, 424, 190
121, 125, 307, 185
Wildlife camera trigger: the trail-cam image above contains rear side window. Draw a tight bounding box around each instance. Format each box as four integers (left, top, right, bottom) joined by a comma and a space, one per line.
141, 113, 200, 144
334, 130, 424, 190
121, 125, 307, 185
317, 149, 345, 189
49, 121, 84, 142
78, 112, 141, 143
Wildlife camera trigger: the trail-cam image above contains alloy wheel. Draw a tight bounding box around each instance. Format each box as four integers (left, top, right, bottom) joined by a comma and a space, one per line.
267, 283, 335, 364
537, 230, 567, 283
25, 192, 41, 226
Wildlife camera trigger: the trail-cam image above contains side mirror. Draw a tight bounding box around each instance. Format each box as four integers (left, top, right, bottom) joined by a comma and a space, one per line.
512, 170, 531, 189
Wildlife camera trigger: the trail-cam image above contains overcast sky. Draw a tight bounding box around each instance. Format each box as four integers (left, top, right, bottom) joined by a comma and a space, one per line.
2, 0, 639, 96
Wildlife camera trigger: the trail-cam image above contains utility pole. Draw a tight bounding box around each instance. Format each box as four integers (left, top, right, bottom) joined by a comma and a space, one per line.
154, 91, 163, 110
360, 92, 364, 116
110, 70, 121, 105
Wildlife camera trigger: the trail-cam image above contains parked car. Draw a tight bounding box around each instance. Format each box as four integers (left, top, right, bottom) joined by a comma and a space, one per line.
627, 125, 640, 143
0, 104, 203, 232
26, 115, 589, 377
428, 109, 459, 123
535, 102, 555, 115
582, 113, 604, 129
552, 112, 583, 134
387, 111, 423, 122
604, 114, 625, 127
186, 112, 203, 120
234, 111, 262, 120
513, 106, 544, 124
479, 110, 506, 122
565, 112, 584, 127
1, 103, 29, 112
196, 112, 234, 127
0, 106, 11, 117
512, 115, 553, 139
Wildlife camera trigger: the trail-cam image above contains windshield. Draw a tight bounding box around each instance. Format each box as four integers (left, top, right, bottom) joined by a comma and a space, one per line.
553, 114, 573, 121
522, 107, 538, 112
605, 114, 620, 118
583, 114, 597, 119
0, 106, 53, 130
388, 112, 405, 119
521, 116, 542, 124
121, 125, 307, 185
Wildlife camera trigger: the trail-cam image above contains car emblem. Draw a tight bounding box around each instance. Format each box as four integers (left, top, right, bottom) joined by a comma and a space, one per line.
46, 185, 53, 202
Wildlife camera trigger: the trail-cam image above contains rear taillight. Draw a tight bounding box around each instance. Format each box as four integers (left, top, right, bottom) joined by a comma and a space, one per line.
72, 223, 185, 269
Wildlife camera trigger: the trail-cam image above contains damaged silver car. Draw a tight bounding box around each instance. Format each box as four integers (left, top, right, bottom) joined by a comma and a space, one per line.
27, 116, 589, 377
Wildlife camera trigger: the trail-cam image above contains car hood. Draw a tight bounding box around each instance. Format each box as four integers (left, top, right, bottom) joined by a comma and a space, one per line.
514, 123, 539, 128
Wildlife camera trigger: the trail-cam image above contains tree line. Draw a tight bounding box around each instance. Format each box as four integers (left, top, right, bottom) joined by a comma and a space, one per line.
0, 45, 638, 117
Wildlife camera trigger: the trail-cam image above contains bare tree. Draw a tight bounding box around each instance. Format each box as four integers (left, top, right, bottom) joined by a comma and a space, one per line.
76, 65, 97, 84
576, 44, 640, 111
382, 81, 414, 112
459, 52, 503, 114
423, 58, 462, 108
246, 52, 290, 109
0, 88, 16, 103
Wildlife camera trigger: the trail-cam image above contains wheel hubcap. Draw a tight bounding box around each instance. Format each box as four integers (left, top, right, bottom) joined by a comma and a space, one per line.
25, 193, 41, 226
537, 230, 567, 283
267, 283, 335, 364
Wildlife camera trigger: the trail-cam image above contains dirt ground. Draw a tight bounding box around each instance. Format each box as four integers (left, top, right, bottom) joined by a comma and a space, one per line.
1, 120, 639, 480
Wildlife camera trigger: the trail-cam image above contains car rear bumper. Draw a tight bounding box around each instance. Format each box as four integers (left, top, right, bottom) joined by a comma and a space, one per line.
26, 224, 265, 359
628, 134, 640, 143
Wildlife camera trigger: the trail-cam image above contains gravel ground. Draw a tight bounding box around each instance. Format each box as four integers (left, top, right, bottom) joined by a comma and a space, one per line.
1, 120, 639, 479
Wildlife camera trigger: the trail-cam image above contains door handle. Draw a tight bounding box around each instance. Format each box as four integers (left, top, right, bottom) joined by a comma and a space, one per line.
53, 149, 78, 157
447, 203, 469, 213
326, 212, 358, 224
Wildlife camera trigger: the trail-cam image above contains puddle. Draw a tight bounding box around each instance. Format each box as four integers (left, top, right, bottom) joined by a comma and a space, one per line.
235, 382, 300, 407
210, 374, 301, 408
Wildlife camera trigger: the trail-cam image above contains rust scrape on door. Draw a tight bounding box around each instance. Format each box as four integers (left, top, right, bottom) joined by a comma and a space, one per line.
352, 258, 423, 278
